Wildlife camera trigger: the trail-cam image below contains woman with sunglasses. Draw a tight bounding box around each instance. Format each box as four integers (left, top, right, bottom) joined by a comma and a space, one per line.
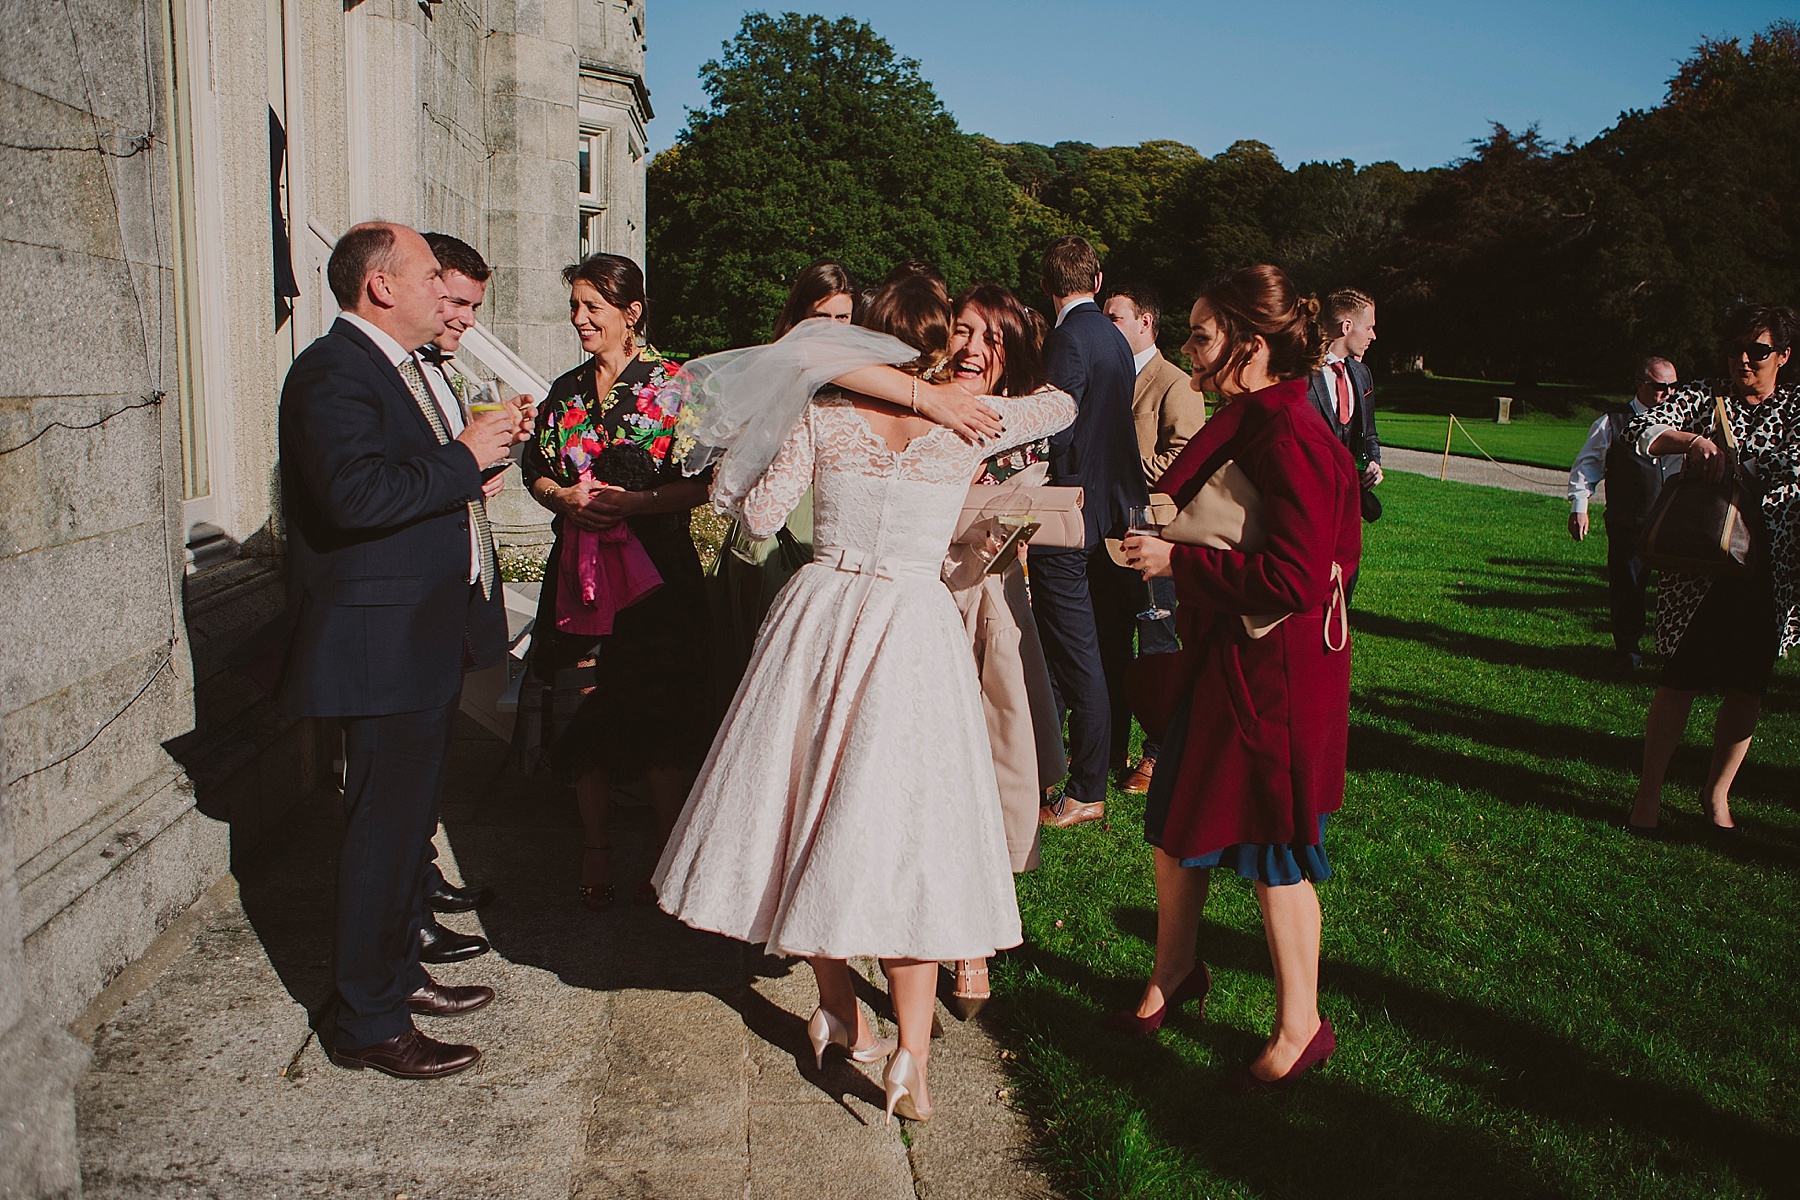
1624, 302, 1800, 834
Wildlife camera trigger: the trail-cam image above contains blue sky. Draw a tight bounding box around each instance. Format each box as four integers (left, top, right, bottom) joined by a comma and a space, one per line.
644, 1, 1792, 169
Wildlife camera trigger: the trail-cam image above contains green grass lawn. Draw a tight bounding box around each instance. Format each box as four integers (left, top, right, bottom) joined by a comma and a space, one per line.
1378, 411, 1595, 472
1001, 469, 1800, 1199
1368, 373, 1624, 471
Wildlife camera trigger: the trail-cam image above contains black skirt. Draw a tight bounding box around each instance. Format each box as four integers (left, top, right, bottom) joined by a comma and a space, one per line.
532, 512, 718, 781
1660, 573, 1779, 696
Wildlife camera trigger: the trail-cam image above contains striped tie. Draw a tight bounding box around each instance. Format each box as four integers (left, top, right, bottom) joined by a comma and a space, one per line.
399, 355, 497, 600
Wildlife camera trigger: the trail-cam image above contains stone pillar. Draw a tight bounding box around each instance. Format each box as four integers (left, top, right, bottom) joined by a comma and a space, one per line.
0, 728, 91, 1198
482, 0, 582, 551
484, 0, 583, 383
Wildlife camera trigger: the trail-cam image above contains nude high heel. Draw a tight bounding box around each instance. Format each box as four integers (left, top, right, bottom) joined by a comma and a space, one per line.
882, 1048, 933, 1124
806, 1006, 896, 1071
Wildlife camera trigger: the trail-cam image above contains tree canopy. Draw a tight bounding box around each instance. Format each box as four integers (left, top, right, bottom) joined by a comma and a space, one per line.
651, 16, 1800, 385
647, 13, 1017, 352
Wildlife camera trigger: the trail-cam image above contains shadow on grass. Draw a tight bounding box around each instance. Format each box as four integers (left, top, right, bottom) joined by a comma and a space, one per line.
998, 919, 1795, 1198
1353, 610, 1623, 681
1350, 689, 1800, 860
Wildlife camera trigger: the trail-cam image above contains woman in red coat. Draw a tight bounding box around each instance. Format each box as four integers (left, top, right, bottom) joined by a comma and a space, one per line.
1117, 264, 1361, 1089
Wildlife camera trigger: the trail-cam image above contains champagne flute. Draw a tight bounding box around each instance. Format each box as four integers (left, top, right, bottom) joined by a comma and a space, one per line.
1128, 504, 1172, 621
468, 381, 505, 415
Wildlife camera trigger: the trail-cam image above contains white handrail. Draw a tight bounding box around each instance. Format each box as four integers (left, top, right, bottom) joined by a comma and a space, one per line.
455, 322, 551, 400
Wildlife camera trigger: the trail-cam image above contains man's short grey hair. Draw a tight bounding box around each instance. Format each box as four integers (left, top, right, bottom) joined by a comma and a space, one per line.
327, 221, 405, 308
1637, 355, 1676, 383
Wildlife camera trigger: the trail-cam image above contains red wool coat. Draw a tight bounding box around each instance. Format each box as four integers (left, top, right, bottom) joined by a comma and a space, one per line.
1152, 376, 1362, 857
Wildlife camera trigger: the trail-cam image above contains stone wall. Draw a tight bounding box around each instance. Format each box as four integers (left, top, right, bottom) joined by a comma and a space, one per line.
0, 0, 650, 1180
580, 0, 651, 272
0, 0, 234, 1037
483, 0, 585, 382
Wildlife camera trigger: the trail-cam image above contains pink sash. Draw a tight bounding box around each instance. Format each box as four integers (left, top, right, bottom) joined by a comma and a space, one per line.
555, 522, 662, 636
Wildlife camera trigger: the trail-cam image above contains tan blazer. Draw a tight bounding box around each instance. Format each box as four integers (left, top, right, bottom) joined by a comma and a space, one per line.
1133, 353, 1207, 482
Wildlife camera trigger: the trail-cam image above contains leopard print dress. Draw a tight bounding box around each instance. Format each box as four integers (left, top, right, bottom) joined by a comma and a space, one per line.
1624, 382, 1800, 658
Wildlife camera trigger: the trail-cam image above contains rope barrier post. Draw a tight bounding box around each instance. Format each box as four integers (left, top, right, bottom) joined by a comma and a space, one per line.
1441, 414, 1454, 480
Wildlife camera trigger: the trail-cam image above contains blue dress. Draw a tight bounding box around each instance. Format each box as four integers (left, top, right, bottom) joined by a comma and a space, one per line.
1143, 694, 1331, 885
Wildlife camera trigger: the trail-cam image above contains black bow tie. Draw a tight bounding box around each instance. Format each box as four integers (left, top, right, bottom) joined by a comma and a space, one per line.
416, 344, 451, 366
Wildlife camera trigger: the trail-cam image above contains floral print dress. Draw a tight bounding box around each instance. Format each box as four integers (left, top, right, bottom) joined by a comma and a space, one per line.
523, 348, 717, 779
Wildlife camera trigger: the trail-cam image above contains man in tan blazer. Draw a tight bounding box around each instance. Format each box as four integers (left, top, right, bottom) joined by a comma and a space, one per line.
1105, 285, 1206, 482
1103, 284, 1206, 794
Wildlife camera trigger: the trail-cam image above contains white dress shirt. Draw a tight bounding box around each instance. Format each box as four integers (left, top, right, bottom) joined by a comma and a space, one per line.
1317, 352, 1355, 421
1132, 344, 1157, 376
338, 312, 480, 583
1054, 296, 1089, 328
1567, 398, 1682, 514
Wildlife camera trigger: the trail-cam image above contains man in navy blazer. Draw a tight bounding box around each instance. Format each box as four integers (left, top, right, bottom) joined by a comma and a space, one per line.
1306, 288, 1384, 523
274, 222, 523, 1079
1033, 237, 1150, 829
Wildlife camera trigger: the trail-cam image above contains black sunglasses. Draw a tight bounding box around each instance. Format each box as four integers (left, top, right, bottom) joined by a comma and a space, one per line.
1732, 341, 1782, 363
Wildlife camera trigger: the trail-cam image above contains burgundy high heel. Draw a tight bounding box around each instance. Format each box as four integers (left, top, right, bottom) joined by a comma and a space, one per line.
1109, 963, 1211, 1036
1223, 1016, 1336, 1093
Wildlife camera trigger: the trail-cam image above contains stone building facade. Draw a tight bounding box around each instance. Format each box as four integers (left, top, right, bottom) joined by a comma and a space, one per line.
0, 1, 649, 1189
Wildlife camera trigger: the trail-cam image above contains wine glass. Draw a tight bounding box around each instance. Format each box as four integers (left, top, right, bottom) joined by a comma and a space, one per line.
1128, 504, 1172, 621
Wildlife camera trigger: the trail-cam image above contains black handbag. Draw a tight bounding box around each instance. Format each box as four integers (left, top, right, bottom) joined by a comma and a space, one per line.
1635, 396, 1760, 578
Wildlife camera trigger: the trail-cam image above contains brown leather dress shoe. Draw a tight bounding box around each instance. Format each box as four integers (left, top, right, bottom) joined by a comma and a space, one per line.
406, 976, 495, 1017
1121, 757, 1156, 795
1039, 794, 1106, 829
327, 1028, 480, 1079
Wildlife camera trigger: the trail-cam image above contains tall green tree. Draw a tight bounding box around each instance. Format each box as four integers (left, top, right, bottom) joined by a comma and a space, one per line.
648, 13, 1018, 353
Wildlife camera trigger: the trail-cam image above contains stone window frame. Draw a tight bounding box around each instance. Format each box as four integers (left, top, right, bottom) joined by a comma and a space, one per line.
578, 126, 607, 258
162, 0, 237, 546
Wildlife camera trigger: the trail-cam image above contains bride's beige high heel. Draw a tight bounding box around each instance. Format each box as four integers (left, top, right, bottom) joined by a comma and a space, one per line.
806, 1006, 896, 1071
882, 1048, 933, 1124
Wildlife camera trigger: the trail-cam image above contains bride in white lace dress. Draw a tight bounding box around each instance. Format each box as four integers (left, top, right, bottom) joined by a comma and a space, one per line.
653, 279, 1075, 1121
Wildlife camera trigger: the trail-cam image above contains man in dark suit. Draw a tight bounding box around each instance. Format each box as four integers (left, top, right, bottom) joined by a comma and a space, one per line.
1307, 288, 1384, 535
1033, 237, 1150, 829
404, 232, 503, 959
275, 222, 525, 1079
1104, 283, 1206, 797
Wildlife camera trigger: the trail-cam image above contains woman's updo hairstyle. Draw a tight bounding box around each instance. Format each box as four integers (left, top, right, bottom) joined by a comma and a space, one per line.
772, 260, 861, 339
1196, 263, 1326, 391
563, 253, 648, 334
860, 276, 953, 379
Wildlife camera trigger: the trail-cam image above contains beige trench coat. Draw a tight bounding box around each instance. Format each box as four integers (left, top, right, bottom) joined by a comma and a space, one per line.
946, 560, 1064, 872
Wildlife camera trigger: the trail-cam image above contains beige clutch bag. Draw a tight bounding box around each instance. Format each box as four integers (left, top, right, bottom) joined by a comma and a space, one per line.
1118, 463, 1344, 646
956, 464, 1085, 549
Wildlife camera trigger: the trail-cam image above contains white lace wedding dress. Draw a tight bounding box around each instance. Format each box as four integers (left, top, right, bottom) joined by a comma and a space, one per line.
653, 387, 1076, 959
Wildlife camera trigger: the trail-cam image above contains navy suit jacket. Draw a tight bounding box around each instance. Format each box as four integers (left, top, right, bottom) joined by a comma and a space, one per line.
1306, 357, 1381, 468
1043, 301, 1149, 548
267, 318, 507, 717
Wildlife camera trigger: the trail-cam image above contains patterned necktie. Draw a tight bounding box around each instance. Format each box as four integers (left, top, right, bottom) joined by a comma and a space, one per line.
398, 354, 497, 599
1332, 361, 1353, 426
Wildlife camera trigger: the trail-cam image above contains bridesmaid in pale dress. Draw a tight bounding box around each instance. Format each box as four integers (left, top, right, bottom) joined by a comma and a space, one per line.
939, 285, 1066, 1021
654, 278, 1076, 1122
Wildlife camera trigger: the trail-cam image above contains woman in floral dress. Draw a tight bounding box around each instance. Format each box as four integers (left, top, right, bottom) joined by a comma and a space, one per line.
523, 254, 716, 908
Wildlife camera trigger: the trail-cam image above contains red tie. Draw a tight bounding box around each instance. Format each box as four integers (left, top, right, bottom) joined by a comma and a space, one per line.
1333, 362, 1353, 425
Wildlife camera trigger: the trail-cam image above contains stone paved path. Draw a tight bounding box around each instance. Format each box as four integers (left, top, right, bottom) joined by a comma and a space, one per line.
1382, 445, 1570, 497
74, 718, 1055, 1199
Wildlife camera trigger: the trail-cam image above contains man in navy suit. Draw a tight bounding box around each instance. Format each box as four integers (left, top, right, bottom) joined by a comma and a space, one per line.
274, 222, 525, 1078
1306, 288, 1384, 519
1032, 237, 1150, 829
